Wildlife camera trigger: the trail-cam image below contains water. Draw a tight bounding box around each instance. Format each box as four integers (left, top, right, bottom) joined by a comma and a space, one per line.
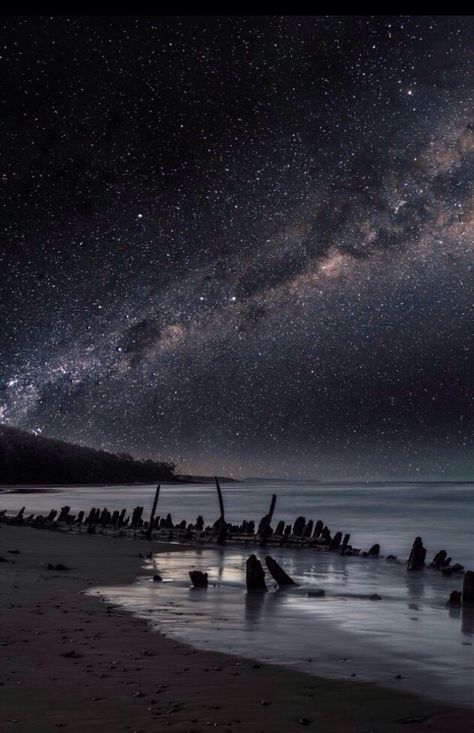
91, 546, 474, 706
3, 479, 474, 704
2, 479, 474, 564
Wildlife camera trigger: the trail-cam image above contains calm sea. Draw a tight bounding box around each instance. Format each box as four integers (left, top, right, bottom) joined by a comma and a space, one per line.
3, 479, 474, 704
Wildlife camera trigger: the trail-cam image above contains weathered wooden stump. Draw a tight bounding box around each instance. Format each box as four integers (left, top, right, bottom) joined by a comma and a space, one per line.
368, 543, 380, 557
407, 537, 426, 571
447, 590, 462, 607
265, 555, 297, 586
313, 520, 324, 538
58, 506, 70, 522
330, 531, 342, 550
246, 554, 267, 592
462, 571, 474, 606
341, 533, 351, 554
431, 550, 449, 569
293, 516, 306, 537
320, 526, 331, 544
442, 563, 464, 576
260, 494, 277, 546
189, 570, 208, 588
274, 520, 285, 536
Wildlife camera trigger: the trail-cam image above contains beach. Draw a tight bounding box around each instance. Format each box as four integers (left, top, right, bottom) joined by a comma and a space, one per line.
1, 525, 474, 733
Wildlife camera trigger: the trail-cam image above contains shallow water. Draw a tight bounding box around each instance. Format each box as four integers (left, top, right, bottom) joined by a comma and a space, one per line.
91, 545, 474, 707
4, 477, 474, 704
2, 479, 474, 564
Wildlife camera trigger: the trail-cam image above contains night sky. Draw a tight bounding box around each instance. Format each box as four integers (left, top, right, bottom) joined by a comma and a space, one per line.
1, 15, 474, 480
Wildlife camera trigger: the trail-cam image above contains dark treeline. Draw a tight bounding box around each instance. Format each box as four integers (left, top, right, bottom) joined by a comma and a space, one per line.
0, 425, 176, 484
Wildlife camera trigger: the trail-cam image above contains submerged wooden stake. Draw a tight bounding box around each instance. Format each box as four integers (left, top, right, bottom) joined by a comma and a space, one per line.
259, 493, 277, 546
146, 484, 160, 541
215, 476, 226, 545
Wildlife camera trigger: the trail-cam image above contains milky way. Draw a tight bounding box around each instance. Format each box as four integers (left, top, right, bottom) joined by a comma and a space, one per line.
2, 16, 474, 479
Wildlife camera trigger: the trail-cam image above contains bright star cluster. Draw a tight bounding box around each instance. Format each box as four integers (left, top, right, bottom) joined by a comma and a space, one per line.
1, 16, 474, 479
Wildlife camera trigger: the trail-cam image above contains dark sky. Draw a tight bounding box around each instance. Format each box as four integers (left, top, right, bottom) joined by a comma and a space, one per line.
1, 15, 474, 480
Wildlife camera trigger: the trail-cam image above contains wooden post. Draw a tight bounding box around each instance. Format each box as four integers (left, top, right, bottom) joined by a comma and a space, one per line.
259, 493, 277, 546
215, 476, 226, 545
146, 484, 160, 541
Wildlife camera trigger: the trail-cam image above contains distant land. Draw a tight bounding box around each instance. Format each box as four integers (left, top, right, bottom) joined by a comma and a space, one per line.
0, 425, 235, 485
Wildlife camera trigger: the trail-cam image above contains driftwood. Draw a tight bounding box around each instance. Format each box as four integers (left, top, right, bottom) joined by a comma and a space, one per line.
265, 555, 297, 586
146, 485, 160, 541
189, 570, 208, 588
246, 554, 267, 592
407, 537, 426, 571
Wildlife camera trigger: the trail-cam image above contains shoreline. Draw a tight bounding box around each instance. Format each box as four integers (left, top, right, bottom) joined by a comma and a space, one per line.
1, 526, 474, 732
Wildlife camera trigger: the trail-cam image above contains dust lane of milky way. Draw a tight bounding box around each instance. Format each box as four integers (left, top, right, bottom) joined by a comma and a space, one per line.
1, 16, 474, 479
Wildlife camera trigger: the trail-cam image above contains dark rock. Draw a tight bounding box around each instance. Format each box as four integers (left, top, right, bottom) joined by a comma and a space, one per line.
61, 650, 82, 658
152, 573, 163, 582
369, 593, 382, 601
246, 554, 267, 592
189, 570, 208, 588
47, 563, 70, 571
407, 537, 426, 571
307, 589, 325, 598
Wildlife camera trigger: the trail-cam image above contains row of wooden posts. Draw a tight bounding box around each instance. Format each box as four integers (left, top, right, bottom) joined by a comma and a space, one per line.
0, 479, 360, 553
0, 480, 469, 585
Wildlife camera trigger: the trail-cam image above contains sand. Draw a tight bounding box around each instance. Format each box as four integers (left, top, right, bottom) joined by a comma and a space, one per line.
1, 524, 473, 733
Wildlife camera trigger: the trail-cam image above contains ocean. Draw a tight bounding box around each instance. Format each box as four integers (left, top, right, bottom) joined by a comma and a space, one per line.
2, 479, 474, 705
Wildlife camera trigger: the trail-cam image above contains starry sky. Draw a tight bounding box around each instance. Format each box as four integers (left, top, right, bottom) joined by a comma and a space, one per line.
1, 15, 474, 480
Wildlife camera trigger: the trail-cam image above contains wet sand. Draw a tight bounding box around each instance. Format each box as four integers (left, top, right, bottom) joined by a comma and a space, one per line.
1, 524, 473, 733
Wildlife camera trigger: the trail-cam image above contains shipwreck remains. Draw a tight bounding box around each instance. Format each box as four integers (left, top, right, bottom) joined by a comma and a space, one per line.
246, 554, 267, 592
265, 555, 297, 586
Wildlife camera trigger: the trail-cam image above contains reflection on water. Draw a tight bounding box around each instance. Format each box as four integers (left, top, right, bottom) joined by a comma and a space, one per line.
91, 545, 474, 707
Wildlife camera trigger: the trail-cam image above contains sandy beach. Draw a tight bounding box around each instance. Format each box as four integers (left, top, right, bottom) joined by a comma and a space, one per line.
1, 525, 474, 733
